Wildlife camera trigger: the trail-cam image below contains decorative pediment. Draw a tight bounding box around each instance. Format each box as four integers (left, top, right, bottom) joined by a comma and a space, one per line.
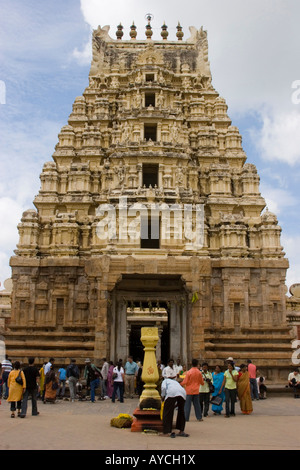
37, 281, 48, 291
136, 44, 164, 66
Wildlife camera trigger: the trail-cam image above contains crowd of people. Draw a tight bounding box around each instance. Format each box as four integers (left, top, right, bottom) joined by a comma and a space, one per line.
0, 354, 144, 418
159, 356, 266, 437
0, 353, 299, 428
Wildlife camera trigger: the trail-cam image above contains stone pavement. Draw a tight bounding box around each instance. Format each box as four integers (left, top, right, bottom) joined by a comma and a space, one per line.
0, 394, 300, 451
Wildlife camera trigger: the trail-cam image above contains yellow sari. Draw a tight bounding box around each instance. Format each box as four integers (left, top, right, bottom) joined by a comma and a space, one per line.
237, 371, 253, 415
39, 366, 45, 393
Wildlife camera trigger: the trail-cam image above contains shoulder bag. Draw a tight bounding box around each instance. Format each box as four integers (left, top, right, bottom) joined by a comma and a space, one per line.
15, 370, 23, 386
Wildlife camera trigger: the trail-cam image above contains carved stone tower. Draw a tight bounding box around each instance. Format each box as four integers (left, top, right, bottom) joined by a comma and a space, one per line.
8, 21, 291, 381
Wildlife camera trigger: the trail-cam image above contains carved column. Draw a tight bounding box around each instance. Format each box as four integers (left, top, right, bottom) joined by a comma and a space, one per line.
94, 277, 109, 363
155, 323, 163, 361
223, 273, 232, 327
67, 276, 76, 326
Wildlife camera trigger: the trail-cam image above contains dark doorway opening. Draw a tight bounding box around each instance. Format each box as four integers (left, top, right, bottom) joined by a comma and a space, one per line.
144, 124, 157, 141
129, 325, 144, 362
161, 324, 170, 366
128, 300, 170, 365
140, 214, 160, 249
145, 92, 155, 107
145, 73, 155, 82
142, 163, 158, 187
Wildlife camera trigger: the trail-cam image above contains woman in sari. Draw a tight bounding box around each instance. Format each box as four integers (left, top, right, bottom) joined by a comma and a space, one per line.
39, 362, 46, 400
237, 364, 253, 415
106, 361, 115, 398
44, 367, 58, 403
211, 365, 225, 415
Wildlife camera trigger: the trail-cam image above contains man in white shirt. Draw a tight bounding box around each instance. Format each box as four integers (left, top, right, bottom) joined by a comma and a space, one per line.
162, 359, 177, 379
44, 357, 55, 375
161, 375, 188, 437
1, 355, 12, 399
288, 368, 300, 398
174, 358, 183, 377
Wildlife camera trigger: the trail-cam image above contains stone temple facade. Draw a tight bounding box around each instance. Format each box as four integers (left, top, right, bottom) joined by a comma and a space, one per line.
6, 20, 292, 381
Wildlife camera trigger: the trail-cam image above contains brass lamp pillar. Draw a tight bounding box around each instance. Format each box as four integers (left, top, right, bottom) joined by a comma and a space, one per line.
139, 327, 161, 410
131, 326, 163, 432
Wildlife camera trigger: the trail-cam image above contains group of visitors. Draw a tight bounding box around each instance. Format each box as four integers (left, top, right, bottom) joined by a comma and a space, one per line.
159, 357, 268, 437
80, 355, 142, 404
0, 354, 144, 417
1, 353, 300, 427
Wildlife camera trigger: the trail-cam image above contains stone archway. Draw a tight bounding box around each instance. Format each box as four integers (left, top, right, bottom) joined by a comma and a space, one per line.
86, 255, 208, 367
108, 274, 189, 364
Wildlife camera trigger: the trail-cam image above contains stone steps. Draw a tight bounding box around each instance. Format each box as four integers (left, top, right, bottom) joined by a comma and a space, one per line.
3, 329, 95, 367
265, 385, 295, 395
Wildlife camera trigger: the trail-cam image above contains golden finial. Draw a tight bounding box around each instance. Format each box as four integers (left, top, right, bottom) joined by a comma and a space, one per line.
130, 21, 137, 39
176, 22, 184, 41
161, 22, 168, 40
116, 23, 124, 40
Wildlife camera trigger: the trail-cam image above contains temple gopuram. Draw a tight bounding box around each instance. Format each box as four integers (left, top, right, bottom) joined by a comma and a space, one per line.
4, 18, 293, 381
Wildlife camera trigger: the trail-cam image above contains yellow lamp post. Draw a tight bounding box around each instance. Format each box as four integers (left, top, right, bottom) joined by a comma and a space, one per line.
139, 326, 161, 410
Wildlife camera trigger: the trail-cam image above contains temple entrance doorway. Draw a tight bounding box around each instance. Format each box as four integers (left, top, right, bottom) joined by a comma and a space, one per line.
127, 301, 170, 365
129, 325, 144, 362
109, 274, 189, 366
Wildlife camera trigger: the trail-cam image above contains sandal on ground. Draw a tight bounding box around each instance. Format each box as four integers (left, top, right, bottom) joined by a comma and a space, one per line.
177, 432, 189, 437
159, 432, 176, 438
11, 413, 15, 418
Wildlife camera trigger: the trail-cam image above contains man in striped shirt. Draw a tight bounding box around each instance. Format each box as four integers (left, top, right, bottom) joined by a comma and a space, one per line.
1, 355, 12, 398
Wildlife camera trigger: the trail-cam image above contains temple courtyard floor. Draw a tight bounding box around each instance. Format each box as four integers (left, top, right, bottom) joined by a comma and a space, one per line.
0, 391, 299, 451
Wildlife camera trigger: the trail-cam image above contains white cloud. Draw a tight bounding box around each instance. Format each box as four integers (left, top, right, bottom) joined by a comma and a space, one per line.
0, 119, 61, 198
282, 235, 300, 288
260, 182, 297, 216
79, 0, 146, 33
0, 118, 61, 285
0, 252, 12, 288
0, 197, 25, 285
72, 35, 92, 66
0, 198, 24, 246
254, 110, 300, 166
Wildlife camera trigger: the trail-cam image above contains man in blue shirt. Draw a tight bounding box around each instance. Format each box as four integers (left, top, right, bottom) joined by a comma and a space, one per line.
124, 356, 139, 398
57, 367, 67, 398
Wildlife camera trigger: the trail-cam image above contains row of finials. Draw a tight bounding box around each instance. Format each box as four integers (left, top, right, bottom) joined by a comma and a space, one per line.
116, 18, 184, 41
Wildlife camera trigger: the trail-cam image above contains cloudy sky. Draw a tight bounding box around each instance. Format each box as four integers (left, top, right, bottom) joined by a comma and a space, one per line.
0, 0, 300, 291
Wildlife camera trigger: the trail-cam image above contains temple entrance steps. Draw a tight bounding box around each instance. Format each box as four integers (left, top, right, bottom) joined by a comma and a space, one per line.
203, 327, 293, 381
3, 329, 95, 369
